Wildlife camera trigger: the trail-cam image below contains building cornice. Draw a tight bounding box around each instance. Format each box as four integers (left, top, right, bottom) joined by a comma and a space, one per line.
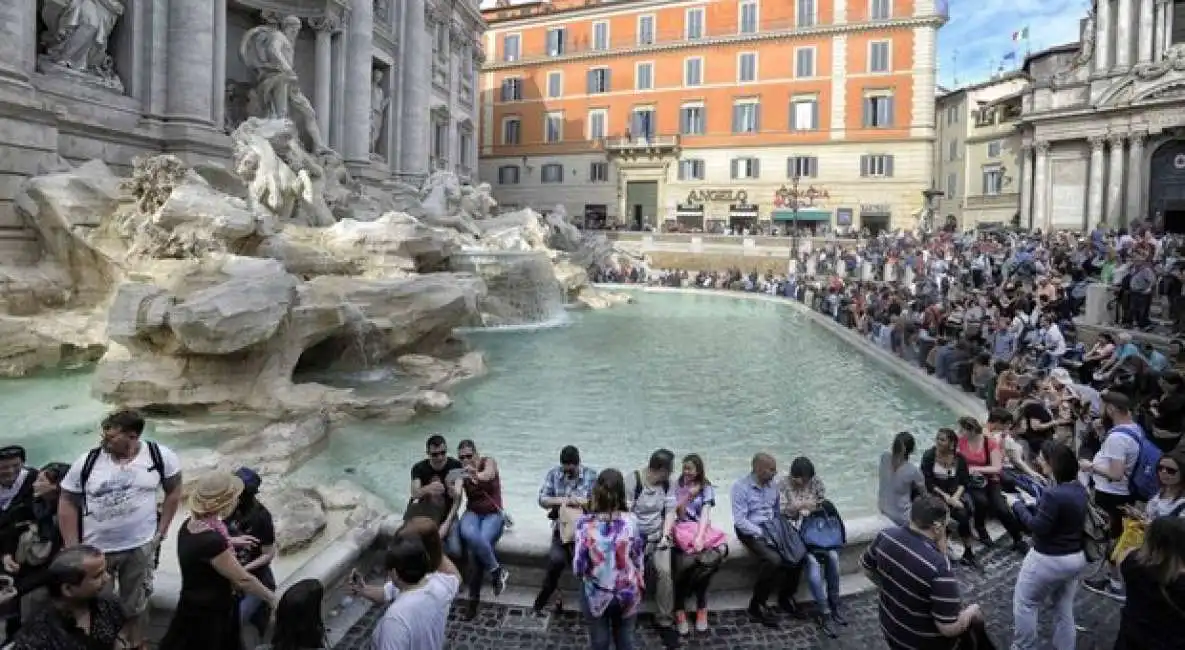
482, 16, 948, 71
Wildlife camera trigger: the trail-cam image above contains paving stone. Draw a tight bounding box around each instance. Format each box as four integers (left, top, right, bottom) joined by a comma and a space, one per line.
328, 546, 1123, 649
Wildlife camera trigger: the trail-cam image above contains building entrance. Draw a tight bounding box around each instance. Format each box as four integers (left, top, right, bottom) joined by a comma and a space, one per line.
625, 180, 658, 230
1149, 139, 1185, 231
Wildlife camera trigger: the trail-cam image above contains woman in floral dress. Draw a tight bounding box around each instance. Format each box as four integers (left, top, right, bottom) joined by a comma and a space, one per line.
573, 469, 646, 650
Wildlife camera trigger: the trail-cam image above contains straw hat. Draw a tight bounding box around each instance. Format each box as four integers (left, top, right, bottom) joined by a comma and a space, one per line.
187, 472, 244, 517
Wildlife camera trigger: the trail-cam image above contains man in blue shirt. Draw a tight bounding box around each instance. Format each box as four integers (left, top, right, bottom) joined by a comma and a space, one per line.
1142, 342, 1170, 373
531, 445, 597, 615
730, 453, 802, 627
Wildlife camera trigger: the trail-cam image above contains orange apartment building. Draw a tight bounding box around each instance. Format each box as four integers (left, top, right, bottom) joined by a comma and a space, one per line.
478, 0, 947, 233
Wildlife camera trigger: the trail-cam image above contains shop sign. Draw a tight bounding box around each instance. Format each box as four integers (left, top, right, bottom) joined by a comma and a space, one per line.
686, 189, 748, 204
860, 203, 892, 214
773, 184, 830, 208
836, 207, 853, 226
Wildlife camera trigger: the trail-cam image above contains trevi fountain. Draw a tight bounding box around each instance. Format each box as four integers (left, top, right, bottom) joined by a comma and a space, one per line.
0, 0, 635, 572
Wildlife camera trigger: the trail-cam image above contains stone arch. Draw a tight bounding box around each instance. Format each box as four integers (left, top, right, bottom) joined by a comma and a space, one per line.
1147, 138, 1185, 231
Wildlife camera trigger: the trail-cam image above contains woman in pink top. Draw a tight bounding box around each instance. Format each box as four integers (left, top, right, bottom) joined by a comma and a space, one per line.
957, 417, 1028, 552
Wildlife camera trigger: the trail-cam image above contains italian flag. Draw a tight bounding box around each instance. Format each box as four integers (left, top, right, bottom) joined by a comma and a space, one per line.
1012, 27, 1029, 41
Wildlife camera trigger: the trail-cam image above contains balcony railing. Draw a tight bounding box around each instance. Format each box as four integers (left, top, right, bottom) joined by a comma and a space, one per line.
490, 13, 934, 66
603, 134, 681, 151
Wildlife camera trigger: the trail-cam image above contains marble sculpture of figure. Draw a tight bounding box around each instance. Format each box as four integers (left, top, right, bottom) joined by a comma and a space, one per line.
240, 15, 327, 153
40, 0, 125, 83
370, 70, 390, 154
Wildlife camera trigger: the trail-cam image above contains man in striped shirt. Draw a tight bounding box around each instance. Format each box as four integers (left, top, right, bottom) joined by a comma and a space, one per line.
860, 495, 984, 649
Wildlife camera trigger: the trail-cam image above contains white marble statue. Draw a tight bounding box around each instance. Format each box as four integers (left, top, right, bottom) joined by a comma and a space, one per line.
370, 70, 389, 156
39, 0, 125, 90
240, 15, 327, 154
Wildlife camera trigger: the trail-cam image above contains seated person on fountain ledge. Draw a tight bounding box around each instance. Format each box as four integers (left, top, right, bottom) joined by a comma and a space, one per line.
407, 435, 465, 544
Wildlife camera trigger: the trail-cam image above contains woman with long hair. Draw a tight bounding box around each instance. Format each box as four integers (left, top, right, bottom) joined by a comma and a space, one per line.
1113, 516, 1185, 650
160, 472, 277, 650
779, 456, 844, 637
572, 469, 645, 650
2, 462, 69, 628
956, 418, 1028, 552
263, 579, 327, 650
877, 432, 925, 526
225, 467, 277, 643
1008, 441, 1089, 650
1142, 449, 1185, 520
671, 454, 725, 636
920, 429, 978, 567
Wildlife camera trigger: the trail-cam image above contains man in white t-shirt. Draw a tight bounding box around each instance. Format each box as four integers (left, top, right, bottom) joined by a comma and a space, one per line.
1081, 392, 1141, 601
57, 410, 182, 649
369, 533, 460, 650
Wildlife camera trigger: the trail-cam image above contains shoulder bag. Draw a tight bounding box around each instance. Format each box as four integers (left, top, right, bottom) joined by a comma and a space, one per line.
799, 501, 847, 551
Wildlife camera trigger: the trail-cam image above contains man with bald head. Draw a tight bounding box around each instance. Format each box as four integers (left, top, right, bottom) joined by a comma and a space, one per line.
730, 452, 803, 627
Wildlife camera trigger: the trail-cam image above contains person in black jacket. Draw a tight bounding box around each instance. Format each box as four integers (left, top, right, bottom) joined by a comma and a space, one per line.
919, 428, 979, 568
1007, 441, 1089, 650
0, 446, 39, 637
3, 463, 69, 630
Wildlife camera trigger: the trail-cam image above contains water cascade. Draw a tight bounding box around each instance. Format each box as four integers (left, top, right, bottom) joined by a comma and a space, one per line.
451, 250, 568, 328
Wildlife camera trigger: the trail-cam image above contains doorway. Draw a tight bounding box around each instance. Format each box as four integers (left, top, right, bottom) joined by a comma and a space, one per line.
1149, 139, 1185, 229
1165, 208, 1185, 234
625, 180, 658, 230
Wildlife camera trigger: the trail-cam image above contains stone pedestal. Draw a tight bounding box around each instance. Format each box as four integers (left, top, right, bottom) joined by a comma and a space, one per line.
861, 262, 874, 281
787, 259, 798, 275
806, 257, 817, 277
1084, 283, 1113, 326
903, 267, 915, 287
884, 263, 897, 282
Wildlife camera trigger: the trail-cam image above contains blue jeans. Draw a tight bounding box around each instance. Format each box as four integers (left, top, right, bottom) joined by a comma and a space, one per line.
458, 511, 505, 572
240, 594, 263, 622
582, 595, 636, 650
804, 550, 841, 614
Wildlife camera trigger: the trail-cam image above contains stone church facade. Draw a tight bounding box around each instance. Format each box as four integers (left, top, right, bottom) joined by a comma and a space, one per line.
1018, 0, 1185, 233
0, 0, 486, 263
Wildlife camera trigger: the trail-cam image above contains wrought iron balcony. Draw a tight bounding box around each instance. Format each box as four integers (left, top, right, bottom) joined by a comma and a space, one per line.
602, 134, 681, 153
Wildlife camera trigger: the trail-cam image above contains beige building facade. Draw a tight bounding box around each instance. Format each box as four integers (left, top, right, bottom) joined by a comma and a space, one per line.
933, 74, 1027, 229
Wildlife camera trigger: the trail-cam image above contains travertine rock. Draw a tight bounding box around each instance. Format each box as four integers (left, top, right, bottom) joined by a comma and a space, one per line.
216, 413, 330, 476
322, 213, 461, 273
262, 487, 327, 553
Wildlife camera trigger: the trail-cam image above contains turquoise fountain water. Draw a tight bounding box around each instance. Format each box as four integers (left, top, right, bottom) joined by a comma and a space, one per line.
2, 292, 958, 517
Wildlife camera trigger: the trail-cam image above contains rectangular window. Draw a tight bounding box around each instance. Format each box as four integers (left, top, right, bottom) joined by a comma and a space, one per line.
870, 0, 891, 20
592, 21, 609, 50
686, 8, 705, 39
787, 156, 819, 178
739, 52, 757, 82
589, 162, 609, 182
797, 0, 815, 27
547, 72, 562, 98
740, 1, 759, 33
500, 78, 523, 101
680, 105, 705, 135
869, 41, 890, 73
630, 108, 656, 138
982, 166, 1004, 195
588, 110, 607, 139
587, 68, 610, 93
432, 121, 447, 158
502, 118, 521, 145
946, 172, 957, 198
948, 140, 958, 161
731, 157, 761, 180
636, 62, 654, 90
863, 94, 894, 128
545, 113, 563, 143
541, 163, 564, 183
946, 105, 958, 124
790, 98, 819, 130
546, 28, 567, 56
684, 58, 703, 86
733, 102, 760, 134
503, 34, 521, 61
795, 47, 815, 77
459, 131, 472, 168
497, 165, 520, 185
638, 15, 655, 44
859, 154, 895, 177
678, 159, 706, 180
988, 141, 1002, 157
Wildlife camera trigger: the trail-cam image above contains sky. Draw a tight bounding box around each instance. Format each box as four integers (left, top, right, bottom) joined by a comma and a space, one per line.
477, 0, 1092, 88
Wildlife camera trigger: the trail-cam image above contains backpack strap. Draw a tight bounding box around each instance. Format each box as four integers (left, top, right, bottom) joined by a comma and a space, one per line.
1169, 501, 1185, 518
146, 441, 165, 482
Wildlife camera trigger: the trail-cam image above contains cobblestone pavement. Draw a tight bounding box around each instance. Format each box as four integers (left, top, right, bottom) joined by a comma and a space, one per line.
331, 546, 1123, 650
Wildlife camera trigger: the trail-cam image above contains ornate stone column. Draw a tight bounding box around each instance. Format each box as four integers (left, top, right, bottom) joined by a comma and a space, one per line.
1019, 144, 1035, 228
400, 0, 431, 177
166, 0, 216, 124
1107, 133, 1127, 224
213, 0, 227, 129
1033, 141, 1051, 231
309, 17, 338, 145
1116, 0, 1134, 69
1088, 136, 1107, 228
1095, 0, 1112, 73
1127, 130, 1147, 221
343, 0, 374, 163
1155, 0, 1166, 59
0, 0, 33, 88
1139, 0, 1155, 63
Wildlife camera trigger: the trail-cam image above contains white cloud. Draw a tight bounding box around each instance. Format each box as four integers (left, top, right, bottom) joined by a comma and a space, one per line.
938, 0, 1088, 85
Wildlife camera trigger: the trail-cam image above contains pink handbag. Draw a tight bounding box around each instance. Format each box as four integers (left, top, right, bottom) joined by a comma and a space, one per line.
673, 520, 727, 553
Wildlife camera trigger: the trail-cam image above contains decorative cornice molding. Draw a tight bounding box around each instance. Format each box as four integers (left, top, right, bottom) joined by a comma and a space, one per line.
1130, 129, 1149, 143
1107, 132, 1127, 145
482, 16, 944, 70
308, 16, 340, 33
1035, 140, 1051, 153
1088, 135, 1106, 149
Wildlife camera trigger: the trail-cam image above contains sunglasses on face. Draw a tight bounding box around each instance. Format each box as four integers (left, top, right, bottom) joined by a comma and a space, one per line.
458, 453, 474, 461
428, 450, 447, 458
1158, 465, 1179, 476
